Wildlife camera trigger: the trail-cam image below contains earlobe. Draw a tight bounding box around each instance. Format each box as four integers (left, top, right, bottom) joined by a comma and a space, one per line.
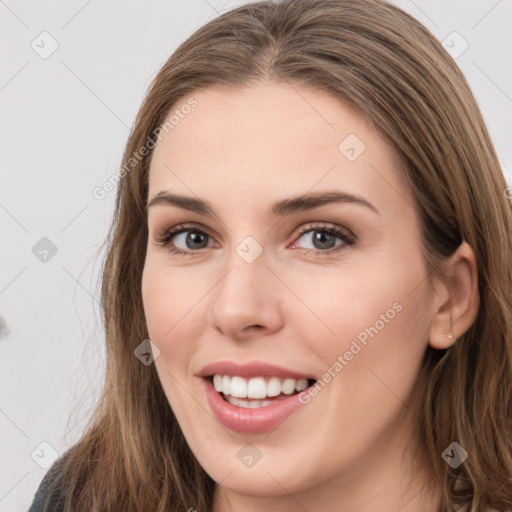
428, 241, 480, 350
429, 297, 456, 350
441, 331, 453, 343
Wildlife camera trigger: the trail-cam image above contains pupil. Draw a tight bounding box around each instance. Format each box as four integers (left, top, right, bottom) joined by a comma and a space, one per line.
188, 232, 207, 249
314, 231, 334, 249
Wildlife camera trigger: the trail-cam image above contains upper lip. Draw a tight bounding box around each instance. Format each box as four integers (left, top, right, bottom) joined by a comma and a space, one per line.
198, 360, 316, 381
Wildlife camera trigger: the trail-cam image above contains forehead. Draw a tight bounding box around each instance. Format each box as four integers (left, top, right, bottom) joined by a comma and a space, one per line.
147, 82, 412, 216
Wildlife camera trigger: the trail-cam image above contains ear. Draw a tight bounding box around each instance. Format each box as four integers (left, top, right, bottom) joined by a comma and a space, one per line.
428, 241, 480, 349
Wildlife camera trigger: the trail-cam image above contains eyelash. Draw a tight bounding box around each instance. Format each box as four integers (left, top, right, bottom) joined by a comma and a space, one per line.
155, 222, 356, 257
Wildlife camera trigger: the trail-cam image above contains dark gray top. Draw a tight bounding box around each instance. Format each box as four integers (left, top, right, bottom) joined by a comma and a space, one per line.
28, 461, 66, 512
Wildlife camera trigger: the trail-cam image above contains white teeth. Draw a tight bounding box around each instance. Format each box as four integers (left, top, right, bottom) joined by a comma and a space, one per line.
230, 376, 248, 398
266, 377, 281, 397
222, 375, 230, 394
295, 379, 308, 392
226, 396, 275, 408
211, 375, 311, 399
213, 374, 223, 392
282, 378, 296, 395
247, 377, 267, 399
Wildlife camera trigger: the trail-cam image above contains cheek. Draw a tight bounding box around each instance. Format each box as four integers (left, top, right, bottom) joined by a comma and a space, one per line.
292, 251, 430, 389
141, 263, 199, 381
142, 264, 203, 420
284, 260, 430, 473
142, 260, 193, 339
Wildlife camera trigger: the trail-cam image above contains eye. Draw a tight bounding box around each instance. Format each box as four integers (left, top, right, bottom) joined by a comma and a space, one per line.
155, 222, 356, 257
155, 223, 215, 255
290, 223, 356, 256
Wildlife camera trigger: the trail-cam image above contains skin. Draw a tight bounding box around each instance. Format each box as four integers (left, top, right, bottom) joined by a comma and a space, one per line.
141, 81, 479, 512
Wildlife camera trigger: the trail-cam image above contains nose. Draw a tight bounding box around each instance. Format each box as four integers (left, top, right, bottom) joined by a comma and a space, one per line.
208, 252, 285, 341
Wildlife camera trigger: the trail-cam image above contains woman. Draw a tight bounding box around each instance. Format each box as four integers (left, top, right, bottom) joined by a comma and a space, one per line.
28, 0, 512, 511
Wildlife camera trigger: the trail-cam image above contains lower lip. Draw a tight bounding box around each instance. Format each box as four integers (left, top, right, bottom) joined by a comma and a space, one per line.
200, 378, 307, 434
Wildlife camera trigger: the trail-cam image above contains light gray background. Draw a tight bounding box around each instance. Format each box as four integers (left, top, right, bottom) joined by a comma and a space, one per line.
1, 1, 511, 510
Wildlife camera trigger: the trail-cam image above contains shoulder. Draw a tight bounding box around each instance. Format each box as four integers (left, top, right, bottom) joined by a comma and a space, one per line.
28, 459, 67, 512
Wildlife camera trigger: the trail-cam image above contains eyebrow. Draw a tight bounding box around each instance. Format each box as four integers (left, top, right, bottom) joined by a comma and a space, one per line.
145, 190, 380, 217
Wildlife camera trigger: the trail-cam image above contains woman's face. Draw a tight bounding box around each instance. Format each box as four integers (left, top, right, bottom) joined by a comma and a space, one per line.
142, 82, 438, 503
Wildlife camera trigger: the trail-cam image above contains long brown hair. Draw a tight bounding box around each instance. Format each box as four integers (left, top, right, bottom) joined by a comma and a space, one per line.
44, 1, 512, 510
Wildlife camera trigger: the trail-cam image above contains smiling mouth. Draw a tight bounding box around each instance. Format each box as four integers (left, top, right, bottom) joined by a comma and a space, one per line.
207, 375, 317, 408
